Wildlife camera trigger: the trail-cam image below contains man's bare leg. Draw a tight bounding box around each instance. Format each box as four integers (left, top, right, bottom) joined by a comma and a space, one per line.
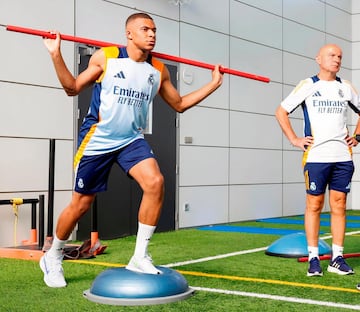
40, 193, 95, 287
126, 158, 164, 274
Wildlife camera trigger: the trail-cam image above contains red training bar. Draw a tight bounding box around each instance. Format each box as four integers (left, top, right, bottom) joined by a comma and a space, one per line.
6, 24, 270, 83
297, 253, 360, 262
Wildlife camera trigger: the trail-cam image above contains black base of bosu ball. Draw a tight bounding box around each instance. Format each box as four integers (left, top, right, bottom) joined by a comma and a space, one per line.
83, 266, 194, 306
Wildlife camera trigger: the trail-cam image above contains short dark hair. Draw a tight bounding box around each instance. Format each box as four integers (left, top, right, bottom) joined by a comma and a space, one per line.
126, 13, 153, 27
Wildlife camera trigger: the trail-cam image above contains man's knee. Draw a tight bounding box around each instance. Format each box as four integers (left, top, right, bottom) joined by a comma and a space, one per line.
144, 173, 164, 194
306, 194, 324, 212
329, 190, 347, 211
69, 193, 95, 217
152, 173, 164, 190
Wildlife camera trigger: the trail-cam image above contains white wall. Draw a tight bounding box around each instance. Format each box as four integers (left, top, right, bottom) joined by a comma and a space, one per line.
179, 0, 357, 227
0, 0, 75, 246
0, 0, 358, 246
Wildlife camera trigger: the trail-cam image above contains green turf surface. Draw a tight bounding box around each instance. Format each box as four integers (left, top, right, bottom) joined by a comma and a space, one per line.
1, 211, 360, 311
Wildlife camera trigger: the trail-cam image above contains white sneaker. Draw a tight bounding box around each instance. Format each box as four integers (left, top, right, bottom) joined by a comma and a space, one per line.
40, 253, 67, 288
126, 255, 162, 274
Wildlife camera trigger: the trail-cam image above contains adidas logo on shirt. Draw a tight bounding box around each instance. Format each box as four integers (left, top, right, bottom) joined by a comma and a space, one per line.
114, 71, 126, 79
313, 91, 321, 97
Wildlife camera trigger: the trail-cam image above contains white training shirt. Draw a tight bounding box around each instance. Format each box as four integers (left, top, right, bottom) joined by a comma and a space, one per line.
281, 76, 360, 163
76, 47, 163, 158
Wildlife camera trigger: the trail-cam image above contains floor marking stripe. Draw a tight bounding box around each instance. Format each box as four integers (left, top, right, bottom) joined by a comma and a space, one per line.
176, 270, 359, 293
164, 230, 360, 268
68, 259, 125, 267
321, 230, 360, 240
163, 247, 267, 268
162, 230, 360, 269
68, 259, 359, 294
69, 230, 360, 269
66, 230, 360, 301
191, 287, 360, 310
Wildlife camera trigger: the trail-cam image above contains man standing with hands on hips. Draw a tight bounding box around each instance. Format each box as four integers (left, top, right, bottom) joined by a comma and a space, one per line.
276, 44, 360, 277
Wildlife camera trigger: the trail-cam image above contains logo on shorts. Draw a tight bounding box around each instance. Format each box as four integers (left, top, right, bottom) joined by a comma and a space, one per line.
77, 178, 84, 189
346, 182, 351, 190
310, 182, 316, 191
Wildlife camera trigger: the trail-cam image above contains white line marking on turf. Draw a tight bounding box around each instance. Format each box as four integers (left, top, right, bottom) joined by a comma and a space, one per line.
162, 231, 360, 268
191, 287, 360, 310
164, 230, 360, 268
321, 230, 360, 240
161, 229, 360, 309
163, 247, 267, 268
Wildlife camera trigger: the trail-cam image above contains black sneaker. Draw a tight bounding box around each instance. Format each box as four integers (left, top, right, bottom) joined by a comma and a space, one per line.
307, 257, 323, 277
327, 256, 354, 275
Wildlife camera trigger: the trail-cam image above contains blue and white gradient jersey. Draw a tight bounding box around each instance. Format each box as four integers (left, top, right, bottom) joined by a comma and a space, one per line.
281, 76, 360, 164
75, 47, 164, 166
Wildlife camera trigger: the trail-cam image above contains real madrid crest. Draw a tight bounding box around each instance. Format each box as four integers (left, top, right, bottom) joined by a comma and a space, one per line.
148, 74, 154, 85
338, 88, 344, 98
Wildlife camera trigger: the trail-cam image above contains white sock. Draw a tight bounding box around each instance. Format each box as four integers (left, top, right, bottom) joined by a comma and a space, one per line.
134, 222, 156, 258
332, 244, 344, 260
47, 234, 67, 258
308, 246, 319, 261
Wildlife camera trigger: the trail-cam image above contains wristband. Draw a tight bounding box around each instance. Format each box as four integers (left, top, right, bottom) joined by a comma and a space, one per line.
353, 134, 360, 142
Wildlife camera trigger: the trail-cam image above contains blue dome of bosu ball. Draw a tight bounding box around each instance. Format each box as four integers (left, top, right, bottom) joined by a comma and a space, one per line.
265, 232, 331, 258
83, 266, 194, 306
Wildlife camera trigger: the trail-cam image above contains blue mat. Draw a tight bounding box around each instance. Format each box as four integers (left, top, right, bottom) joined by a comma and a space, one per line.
257, 218, 360, 228
197, 213, 360, 235
197, 225, 323, 235
269, 214, 360, 221
320, 215, 360, 221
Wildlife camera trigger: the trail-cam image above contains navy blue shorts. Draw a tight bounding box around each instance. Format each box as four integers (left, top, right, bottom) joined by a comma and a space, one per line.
303, 161, 354, 195
74, 139, 155, 194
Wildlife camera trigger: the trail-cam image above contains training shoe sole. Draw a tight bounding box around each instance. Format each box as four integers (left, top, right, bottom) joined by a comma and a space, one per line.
327, 265, 354, 275
307, 271, 323, 277
125, 263, 162, 275
126, 256, 162, 275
